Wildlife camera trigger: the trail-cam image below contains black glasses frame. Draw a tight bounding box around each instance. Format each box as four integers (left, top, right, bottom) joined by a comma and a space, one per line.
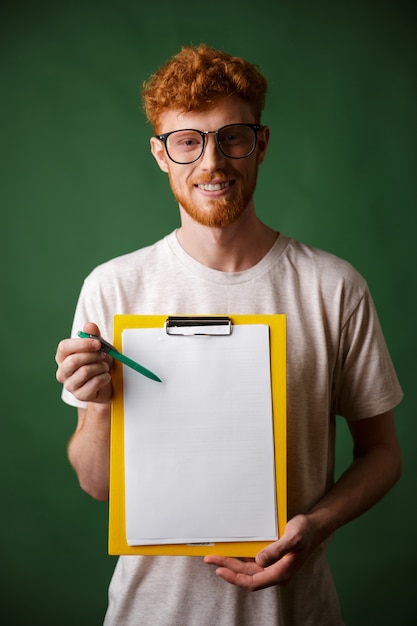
154, 123, 264, 164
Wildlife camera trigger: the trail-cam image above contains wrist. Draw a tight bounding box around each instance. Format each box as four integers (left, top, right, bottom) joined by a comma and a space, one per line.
305, 505, 340, 546
86, 401, 112, 424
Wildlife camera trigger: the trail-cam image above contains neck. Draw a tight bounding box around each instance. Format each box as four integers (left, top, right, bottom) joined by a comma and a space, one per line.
176, 206, 278, 272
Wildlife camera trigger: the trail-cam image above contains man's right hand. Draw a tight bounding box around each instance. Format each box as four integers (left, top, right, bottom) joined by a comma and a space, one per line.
55, 321, 113, 404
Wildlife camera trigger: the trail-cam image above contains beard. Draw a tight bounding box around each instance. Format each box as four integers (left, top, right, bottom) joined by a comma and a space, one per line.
168, 169, 258, 228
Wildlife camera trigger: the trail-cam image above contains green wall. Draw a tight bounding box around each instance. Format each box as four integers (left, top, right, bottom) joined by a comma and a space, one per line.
1, 0, 415, 623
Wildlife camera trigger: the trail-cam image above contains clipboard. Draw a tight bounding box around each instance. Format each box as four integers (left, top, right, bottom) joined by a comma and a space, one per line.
109, 314, 286, 557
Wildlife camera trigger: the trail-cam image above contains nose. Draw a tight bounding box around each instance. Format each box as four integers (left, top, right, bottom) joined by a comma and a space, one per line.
199, 132, 226, 169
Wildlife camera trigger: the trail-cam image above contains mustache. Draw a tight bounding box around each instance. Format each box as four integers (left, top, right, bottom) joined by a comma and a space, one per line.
191, 171, 240, 185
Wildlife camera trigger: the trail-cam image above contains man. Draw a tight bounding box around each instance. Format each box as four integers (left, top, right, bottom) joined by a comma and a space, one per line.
55, 44, 403, 625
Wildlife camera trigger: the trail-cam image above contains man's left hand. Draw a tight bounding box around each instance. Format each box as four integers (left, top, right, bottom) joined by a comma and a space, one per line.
204, 514, 320, 591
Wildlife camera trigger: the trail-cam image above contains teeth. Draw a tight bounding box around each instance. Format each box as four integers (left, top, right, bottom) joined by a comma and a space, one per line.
198, 181, 231, 191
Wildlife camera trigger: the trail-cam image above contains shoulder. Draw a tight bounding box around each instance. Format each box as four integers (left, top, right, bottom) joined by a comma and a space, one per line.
279, 237, 372, 326
82, 233, 174, 288
284, 237, 368, 292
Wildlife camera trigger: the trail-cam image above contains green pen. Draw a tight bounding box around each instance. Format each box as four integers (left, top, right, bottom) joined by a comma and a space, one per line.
77, 331, 162, 383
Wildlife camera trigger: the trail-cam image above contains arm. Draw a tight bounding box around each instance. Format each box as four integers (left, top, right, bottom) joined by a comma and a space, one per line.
56, 322, 113, 501
204, 409, 402, 590
67, 404, 111, 501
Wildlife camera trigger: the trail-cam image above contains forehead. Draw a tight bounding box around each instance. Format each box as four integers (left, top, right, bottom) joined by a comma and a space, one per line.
157, 97, 256, 134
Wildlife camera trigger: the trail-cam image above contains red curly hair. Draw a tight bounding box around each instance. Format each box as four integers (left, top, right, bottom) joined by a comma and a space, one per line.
142, 44, 268, 132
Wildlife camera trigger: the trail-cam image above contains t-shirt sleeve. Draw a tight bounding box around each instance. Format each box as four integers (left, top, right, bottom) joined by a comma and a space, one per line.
333, 287, 403, 420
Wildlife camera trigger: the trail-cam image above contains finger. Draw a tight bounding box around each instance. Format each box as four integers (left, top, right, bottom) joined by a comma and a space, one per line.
65, 360, 111, 392
204, 556, 261, 576
216, 554, 299, 591
68, 369, 112, 402
55, 335, 102, 366
215, 568, 257, 590
56, 348, 107, 383
214, 565, 276, 592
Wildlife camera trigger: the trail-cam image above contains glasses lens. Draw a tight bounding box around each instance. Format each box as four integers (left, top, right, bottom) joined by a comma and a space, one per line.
166, 130, 203, 164
218, 125, 256, 158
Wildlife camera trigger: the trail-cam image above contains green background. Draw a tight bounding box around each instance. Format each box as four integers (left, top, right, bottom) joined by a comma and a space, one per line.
1, 0, 415, 623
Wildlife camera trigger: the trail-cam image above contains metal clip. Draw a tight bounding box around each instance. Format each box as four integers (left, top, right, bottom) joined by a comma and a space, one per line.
165, 316, 232, 336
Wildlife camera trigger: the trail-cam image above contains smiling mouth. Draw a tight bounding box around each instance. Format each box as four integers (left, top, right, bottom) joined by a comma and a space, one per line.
196, 180, 233, 191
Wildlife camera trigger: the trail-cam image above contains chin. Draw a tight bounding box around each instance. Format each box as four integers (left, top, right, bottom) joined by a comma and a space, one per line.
181, 192, 251, 228
187, 206, 245, 228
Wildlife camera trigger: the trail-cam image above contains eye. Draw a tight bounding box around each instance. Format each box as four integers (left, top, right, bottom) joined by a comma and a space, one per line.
221, 132, 237, 143
170, 131, 202, 151
219, 128, 246, 145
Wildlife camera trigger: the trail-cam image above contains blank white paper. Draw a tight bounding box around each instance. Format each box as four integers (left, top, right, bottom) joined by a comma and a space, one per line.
122, 324, 277, 545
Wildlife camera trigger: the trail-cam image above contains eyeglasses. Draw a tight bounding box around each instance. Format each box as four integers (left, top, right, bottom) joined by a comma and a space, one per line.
154, 123, 264, 164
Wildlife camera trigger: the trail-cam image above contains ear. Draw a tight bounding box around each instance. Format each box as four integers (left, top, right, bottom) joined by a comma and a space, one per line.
150, 137, 169, 173
257, 126, 270, 165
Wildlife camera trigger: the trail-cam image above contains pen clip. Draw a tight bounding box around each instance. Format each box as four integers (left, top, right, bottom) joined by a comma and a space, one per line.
97, 336, 118, 354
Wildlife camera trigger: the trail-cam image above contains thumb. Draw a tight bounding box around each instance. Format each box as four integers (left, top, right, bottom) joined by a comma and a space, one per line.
83, 321, 102, 338
256, 514, 311, 569
256, 538, 289, 568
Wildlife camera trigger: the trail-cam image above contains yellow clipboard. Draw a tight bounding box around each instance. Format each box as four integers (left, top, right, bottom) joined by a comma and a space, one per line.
109, 314, 287, 557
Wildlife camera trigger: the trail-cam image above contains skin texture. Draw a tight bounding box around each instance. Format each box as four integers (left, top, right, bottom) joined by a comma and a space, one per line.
55, 96, 402, 590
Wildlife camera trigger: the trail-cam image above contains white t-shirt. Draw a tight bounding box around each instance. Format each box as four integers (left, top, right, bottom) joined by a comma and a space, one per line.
63, 231, 402, 625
